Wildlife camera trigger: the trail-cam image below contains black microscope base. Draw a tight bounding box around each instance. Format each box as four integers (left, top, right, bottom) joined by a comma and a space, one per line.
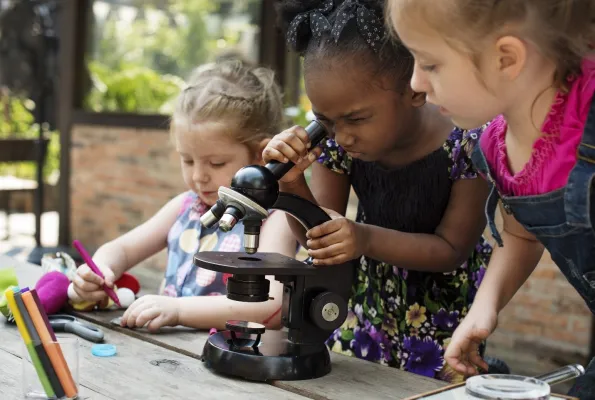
201, 330, 331, 381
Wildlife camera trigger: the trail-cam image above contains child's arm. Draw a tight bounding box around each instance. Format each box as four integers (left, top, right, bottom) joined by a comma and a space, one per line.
444, 207, 544, 375
72, 193, 186, 302
122, 210, 298, 331
307, 177, 489, 271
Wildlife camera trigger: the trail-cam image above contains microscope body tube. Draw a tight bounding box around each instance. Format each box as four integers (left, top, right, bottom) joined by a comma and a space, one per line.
200, 120, 329, 252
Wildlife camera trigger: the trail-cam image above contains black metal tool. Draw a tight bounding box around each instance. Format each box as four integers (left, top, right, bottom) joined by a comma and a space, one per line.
195, 120, 355, 381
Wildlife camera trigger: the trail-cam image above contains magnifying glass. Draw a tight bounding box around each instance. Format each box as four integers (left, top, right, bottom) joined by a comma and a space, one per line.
466, 364, 585, 400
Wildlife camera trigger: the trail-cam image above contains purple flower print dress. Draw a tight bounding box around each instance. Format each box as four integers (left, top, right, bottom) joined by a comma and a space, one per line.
319, 127, 492, 383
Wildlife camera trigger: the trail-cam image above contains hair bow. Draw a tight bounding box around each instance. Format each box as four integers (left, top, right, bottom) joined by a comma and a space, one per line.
286, 0, 334, 49
331, 0, 384, 52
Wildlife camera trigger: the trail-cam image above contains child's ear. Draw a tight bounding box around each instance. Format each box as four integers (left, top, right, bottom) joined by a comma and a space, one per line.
254, 138, 271, 163
494, 35, 526, 81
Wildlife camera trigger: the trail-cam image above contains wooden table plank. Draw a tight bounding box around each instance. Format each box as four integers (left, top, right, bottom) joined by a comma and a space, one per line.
68, 310, 445, 400
0, 346, 111, 400
0, 256, 309, 399
2, 255, 446, 399
73, 309, 209, 361
0, 317, 307, 399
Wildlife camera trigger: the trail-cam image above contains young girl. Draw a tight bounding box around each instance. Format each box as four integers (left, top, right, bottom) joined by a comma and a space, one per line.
262, 0, 492, 383
72, 60, 297, 332
388, 0, 595, 396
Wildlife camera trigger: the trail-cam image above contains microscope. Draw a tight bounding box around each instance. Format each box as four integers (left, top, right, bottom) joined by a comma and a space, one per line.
195, 120, 354, 381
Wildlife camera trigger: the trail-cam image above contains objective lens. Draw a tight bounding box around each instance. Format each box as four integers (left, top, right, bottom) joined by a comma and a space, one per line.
219, 213, 238, 232
244, 233, 259, 254
199, 210, 220, 228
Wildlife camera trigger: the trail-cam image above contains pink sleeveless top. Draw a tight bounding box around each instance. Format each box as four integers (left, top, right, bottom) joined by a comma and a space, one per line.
480, 59, 595, 196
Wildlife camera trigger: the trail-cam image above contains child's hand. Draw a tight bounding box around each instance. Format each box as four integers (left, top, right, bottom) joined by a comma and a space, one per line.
263, 125, 322, 184
444, 308, 498, 376
121, 295, 180, 332
72, 262, 118, 302
306, 210, 369, 265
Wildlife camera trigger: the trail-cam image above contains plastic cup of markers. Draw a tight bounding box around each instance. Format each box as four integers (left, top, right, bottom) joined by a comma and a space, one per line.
21, 336, 79, 399
466, 374, 550, 400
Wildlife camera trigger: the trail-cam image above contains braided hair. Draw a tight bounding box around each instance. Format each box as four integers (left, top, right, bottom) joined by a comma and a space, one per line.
277, 0, 414, 89
171, 60, 284, 146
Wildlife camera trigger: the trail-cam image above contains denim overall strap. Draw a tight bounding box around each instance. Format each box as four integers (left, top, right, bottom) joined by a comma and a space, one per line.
470, 144, 505, 246
564, 97, 595, 228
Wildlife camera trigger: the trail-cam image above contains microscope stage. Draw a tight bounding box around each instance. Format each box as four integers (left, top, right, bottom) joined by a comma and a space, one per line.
194, 252, 317, 275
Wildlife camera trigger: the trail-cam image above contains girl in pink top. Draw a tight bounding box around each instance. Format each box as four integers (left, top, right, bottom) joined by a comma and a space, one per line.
387, 0, 595, 397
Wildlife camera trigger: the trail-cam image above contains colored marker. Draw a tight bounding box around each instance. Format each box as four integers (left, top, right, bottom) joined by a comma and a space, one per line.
29, 288, 57, 340
15, 290, 65, 398
72, 240, 121, 307
4, 288, 56, 398
23, 289, 78, 398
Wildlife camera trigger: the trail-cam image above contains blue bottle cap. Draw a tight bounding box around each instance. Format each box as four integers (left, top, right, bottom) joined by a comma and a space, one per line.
91, 343, 117, 357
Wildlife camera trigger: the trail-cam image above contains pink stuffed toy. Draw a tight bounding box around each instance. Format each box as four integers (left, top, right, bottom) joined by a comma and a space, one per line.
35, 270, 140, 315
35, 271, 70, 314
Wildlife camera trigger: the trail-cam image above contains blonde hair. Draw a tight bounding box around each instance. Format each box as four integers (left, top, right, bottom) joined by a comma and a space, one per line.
171, 60, 284, 148
388, 0, 595, 89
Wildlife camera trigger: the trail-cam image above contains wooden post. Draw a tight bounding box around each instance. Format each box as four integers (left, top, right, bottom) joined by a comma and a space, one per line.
56, 0, 87, 246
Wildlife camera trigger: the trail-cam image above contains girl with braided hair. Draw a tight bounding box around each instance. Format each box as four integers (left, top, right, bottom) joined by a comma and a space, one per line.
263, 0, 492, 382
72, 60, 297, 331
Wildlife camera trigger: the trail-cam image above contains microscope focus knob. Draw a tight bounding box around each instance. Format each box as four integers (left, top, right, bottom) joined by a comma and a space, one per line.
309, 292, 347, 331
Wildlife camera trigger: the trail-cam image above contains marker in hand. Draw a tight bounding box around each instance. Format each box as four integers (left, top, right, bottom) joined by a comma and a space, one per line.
72, 240, 121, 307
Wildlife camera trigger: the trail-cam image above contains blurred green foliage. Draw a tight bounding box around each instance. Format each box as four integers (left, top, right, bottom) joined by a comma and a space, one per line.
0, 97, 59, 181
0, 0, 314, 181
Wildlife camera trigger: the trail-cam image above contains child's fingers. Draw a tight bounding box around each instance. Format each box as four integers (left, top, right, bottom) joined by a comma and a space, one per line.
460, 359, 479, 377
312, 253, 349, 266
285, 125, 312, 152
146, 314, 168, 333
308, 243, 344, 260
264, 138, 301, 164
102, 268, 116, 288
122, 298, 150, 328
296, 149, 322, 171
135, 307, 161, 331
307, 230, 344, 250
306, 219, 343, 239
447, 359, 469, 375
72, 273, 102, 293
73, 287, 107, 303
262, 145, 290, 164
469, 352, 489, 373
77, 264, 104, 286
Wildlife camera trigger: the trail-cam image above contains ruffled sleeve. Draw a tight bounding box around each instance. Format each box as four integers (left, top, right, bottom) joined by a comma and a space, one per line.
316, 138, 353, 174
443, 126, 484, 181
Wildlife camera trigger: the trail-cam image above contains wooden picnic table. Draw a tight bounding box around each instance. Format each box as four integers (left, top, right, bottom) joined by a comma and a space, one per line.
1, 254, 446, 399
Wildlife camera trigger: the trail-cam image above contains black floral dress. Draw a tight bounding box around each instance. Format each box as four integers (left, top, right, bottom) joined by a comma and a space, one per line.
318, 127, 492, 383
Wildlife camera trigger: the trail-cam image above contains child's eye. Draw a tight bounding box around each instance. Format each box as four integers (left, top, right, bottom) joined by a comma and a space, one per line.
346, 117, 367, 125
420, 64, 437, 72
183, 159, 194, 165
210, 162, 226, 168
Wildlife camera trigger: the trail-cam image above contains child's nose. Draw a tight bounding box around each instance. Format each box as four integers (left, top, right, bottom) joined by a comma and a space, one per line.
410, 64, 427, 94
334, 126, 355, 149
194, 168, 209, 183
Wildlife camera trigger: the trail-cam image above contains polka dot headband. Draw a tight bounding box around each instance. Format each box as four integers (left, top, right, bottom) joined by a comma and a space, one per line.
286, 0, 385, 53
